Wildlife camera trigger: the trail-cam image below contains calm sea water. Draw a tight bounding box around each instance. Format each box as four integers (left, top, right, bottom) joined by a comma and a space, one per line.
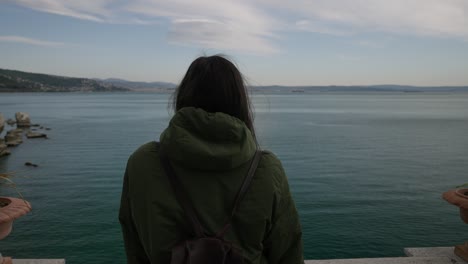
0, 92, 467, 263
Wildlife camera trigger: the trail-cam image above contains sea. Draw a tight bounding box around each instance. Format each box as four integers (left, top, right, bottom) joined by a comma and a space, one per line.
0, 92, 467, 263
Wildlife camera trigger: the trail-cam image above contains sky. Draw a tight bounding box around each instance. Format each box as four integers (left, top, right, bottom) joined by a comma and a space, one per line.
0, 0, 467, 86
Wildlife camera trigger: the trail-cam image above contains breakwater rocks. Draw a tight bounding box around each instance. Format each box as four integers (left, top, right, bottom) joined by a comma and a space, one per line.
5, 129, 23, 146
0, 113, 4, 133
15, 112, 31, 128
0, 113, 7, 157
0, 112, 49, 158
0, 138, 7, 157
6, 119, 16, 126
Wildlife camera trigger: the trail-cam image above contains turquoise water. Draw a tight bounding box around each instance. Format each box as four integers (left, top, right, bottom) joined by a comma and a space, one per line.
0, 92, 467, 263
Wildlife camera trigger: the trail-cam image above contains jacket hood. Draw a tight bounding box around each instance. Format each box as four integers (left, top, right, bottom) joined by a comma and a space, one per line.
160, 107, 257, 171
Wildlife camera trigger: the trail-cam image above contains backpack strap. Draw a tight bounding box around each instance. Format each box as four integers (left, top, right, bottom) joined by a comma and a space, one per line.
158, 142, 262, 239
215, 149, 262, 238
160, 150, 207, 238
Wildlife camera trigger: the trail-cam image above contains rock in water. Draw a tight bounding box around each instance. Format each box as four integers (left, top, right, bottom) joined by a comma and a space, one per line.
5, 129, 23, 146
25, 162, 39, 167
6, 119, 16, 126
0, 113, 4, 134
15, 112, 31, 128
0, 138, 9, 157
0, 114, 8, 156
26, 131, 47, 139
0, 113, 10, 157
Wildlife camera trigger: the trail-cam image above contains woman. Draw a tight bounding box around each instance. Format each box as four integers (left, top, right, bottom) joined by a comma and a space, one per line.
119, 55, 304, 264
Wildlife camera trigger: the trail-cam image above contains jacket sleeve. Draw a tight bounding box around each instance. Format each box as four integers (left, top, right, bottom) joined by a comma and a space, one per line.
119, 164, 150, 264
263, 161, 304, 264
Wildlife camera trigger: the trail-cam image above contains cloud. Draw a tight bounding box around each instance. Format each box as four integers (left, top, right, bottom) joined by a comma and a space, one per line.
263, 0, 468, 39
125, 0, 279, 54
167, 19, 277, 54
9, 0, 468, 53
9, 0, 278, 53
11, 0, 113, 22
294, 19, 353, 36
0, 35, 64, 46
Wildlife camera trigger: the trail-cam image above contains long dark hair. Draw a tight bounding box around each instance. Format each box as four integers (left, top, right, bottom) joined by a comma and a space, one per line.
173, 55, 255, 135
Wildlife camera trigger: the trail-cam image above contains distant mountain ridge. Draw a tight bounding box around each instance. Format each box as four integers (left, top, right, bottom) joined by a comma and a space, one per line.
0, 69, 129, 92
1, 68, 467, 93
253, 85, 468, 93
96, 78, 177, 91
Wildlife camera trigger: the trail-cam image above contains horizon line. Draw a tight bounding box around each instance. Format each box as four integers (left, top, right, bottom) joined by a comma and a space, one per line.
1, 67, 467, 88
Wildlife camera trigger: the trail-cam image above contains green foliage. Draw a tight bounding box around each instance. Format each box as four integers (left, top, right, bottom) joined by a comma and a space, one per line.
456, 183, 468, 188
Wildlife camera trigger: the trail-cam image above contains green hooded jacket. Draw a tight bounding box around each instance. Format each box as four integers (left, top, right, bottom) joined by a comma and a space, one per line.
119, 107, 304, 264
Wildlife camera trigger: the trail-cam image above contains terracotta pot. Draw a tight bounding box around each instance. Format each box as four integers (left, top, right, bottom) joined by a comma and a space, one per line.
0, 256, 12, 264
0, 197, 31, 240
460, 208, 468, 224
443, 188, 468, 224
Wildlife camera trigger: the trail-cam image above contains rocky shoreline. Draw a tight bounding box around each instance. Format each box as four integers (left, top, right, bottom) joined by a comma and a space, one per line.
0, 112, 49, 158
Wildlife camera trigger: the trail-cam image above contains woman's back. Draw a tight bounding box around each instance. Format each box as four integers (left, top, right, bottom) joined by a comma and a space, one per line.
119, 55, 303, 263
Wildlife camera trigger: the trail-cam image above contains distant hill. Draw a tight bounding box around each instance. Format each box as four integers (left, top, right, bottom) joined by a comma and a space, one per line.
97, 78, 177, 92
2, 68, 467, 93
0, 69, 129, 92
252, 85, 468, 93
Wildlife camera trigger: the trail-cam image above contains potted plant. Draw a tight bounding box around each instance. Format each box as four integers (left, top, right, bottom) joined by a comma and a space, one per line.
0, 171, 32, 240
443, 183, 468, 223
442, 183, 468, 262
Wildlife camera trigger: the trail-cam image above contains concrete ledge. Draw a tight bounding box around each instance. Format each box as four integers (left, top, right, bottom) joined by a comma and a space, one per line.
405, 247, 465, 263
12, 260, 65, 264
405, 247, 457, 257
304, 247, 467, 264
305, 257, 454, 264
6, 247, 466, 264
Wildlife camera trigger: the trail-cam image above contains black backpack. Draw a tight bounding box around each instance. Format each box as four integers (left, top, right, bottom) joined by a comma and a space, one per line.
160, 148, 262, 264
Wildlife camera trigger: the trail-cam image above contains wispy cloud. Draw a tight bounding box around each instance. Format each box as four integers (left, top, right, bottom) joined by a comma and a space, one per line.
8, 0, 280, 53
265, 0, 468, 39
294, 19, 353, 36
0, 35, 64, 46
167, 19, 277, 54
125, 0, 279, 54
9, 0, 468, 53
12, 0, 111, 22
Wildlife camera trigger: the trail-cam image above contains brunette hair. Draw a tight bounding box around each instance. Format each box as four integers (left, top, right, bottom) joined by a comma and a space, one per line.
173, 55, 255, 134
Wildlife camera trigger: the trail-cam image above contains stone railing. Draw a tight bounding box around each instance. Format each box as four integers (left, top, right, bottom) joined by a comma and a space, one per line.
3, 247, 466, 264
